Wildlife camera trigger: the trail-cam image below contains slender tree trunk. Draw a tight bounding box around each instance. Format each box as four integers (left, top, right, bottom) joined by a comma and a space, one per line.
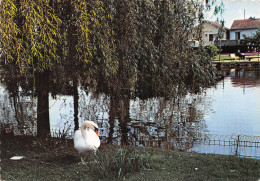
73, 78, 79, 131
118, 97, 130, 145
108, 96, 116, 144
36, 71, 50, 138
13, 96, 20, 124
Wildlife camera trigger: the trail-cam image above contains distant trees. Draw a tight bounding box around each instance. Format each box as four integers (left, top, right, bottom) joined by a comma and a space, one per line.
243, 28, 260, 48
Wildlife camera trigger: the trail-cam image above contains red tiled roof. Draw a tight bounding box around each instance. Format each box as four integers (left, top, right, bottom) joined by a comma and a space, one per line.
204, 20, 229, 30
231, 18, 260, 30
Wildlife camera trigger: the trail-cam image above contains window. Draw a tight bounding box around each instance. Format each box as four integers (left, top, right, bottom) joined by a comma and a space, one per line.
226, 31, 230, 40
235, 32, 240, 40
209, 34, 213, 41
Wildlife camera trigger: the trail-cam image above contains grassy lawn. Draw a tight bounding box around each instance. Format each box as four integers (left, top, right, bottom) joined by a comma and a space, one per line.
1, 136, 260, 181
213, 54, 260, 63
214, 54, 233, 61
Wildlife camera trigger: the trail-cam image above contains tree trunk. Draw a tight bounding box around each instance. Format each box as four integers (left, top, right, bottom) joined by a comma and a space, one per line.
118, 97, 130, 145
108, 96, 116, 144
73, 78, 79, 131
36, 71, 50, 138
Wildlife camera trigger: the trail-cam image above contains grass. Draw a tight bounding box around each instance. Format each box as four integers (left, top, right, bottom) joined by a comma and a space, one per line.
213, 54, 260, 63
214, 54, 233, 61
1, 136, 260, 181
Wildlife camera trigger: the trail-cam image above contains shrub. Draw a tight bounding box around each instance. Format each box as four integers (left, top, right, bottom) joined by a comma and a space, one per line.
87, 147, 152, 179
204, 45, 220, 58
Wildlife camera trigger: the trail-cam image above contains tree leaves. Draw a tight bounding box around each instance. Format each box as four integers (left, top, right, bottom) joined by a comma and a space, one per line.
0, 0, 218, 99
0, 0, 61, 72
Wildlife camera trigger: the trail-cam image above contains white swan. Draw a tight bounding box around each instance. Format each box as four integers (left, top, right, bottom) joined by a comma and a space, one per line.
74, 120, 100, 163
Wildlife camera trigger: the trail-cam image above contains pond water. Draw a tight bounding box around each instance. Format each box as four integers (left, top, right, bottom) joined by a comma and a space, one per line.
204, 67, 260, 136
1, 66, 260, 158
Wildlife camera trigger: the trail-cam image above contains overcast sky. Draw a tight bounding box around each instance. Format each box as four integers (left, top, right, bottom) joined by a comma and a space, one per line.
205, 0, 260, 28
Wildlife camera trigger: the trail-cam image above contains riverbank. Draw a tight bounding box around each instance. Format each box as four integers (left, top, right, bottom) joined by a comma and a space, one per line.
213, 60, 260, 69
1, 136, 260, 180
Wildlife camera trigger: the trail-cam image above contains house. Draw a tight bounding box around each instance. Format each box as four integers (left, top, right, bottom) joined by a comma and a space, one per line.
230, 17, 260, 40
201, 21, 229, 46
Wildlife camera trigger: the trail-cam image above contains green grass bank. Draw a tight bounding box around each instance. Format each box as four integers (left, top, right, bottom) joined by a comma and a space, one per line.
1, 136, 260, 181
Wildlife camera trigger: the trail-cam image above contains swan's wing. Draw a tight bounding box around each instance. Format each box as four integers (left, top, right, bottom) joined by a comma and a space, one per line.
86, 130, 101, 150
74, 130, 87, 153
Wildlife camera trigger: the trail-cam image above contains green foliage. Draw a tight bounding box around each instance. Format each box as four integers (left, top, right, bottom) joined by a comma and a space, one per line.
206, 0, 225, 24
0, 0, 117, 74
204, 45, 220, 58
72, 1, 117, 72
243, 28, 260, 46
88, 148, 152, 179
0, 0, 61, 72
98, 0, 217, 99
0, 0, 218, 100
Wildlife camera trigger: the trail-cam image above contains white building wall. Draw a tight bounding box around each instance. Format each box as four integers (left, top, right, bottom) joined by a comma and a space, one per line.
202, 23, 227, 46
230, 29, 258, 40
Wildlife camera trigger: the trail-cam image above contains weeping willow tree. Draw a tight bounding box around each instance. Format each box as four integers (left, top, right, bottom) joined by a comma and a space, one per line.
0, 0, 62, 138
96, 0, 217, 100
0, 0, 220, 140
0, 0, 116, 138
94, 0, 218, 144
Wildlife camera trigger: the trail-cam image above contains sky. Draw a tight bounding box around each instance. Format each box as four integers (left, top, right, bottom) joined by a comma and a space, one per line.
205, 0, 260, 28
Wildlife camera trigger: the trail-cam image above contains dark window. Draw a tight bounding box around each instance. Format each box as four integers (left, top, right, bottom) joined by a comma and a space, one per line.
209, 34, 213, 41
226, 31, 230, 40
235, 32, 240, 40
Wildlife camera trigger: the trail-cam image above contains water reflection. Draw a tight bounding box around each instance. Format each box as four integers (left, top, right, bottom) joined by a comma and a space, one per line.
48, 90, 209, 151
206, 67, 260, 136
218, 67, 260, 88
1, 67, 260, 155
0, 73, 208, 151
0, 83, 37, 136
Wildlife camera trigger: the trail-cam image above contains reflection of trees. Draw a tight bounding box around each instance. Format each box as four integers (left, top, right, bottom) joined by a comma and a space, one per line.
0, 62, 75, 137
1, 73, 211, 150
0, 71, 37, 136
230, 68, 260, 88
77, 92, 210, 150
126, 95, 209, 151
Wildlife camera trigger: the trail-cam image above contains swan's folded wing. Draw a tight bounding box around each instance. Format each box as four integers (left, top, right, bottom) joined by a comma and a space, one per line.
74, 130, 87, 153
87, 130, 101, 150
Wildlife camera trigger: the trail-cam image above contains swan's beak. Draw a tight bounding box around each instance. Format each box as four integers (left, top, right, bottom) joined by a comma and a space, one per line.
95, 129, 99, 137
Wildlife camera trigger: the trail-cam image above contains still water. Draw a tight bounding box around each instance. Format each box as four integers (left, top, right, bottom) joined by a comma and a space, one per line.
205, 68, 260, 136
48, 67, 260, 138
1, 67, 260, 157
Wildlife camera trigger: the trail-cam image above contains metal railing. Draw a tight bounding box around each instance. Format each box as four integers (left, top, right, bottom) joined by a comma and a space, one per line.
187, 134, 260, 159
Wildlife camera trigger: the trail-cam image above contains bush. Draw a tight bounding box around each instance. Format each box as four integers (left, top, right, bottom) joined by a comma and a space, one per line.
204, 45, 220, 57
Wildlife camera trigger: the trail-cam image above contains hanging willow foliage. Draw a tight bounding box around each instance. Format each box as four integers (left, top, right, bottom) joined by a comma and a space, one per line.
0, 0, 219, 99
0, 0, 61, 72
96, 0, 217, 99
0, 0, 117, 74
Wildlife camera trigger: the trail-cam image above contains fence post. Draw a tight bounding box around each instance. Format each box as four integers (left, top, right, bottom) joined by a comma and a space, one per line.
235, 135, 240, 156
